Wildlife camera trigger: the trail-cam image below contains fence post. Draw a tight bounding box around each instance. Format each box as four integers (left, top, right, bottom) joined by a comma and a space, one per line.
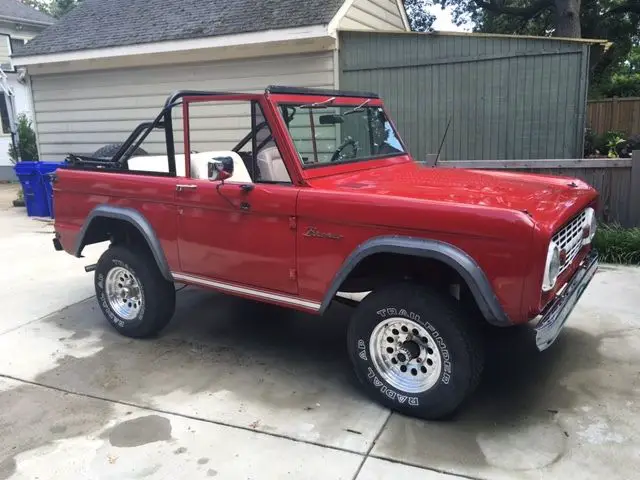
630, 151, 640, 228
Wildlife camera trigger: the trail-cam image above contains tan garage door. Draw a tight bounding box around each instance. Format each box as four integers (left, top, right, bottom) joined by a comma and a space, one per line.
31, 51, 336, 159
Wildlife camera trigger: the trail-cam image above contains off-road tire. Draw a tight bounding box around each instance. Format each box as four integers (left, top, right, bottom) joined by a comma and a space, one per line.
93, 143, 147, 159
347, 283, 484, 420
94, 245, 175, 338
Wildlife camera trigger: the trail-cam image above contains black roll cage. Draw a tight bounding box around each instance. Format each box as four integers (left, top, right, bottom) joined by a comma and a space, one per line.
65, 90, 245, 173
64, 86, 381, 174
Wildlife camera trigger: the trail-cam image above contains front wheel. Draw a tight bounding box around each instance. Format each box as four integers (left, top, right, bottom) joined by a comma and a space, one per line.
347, 283, 484, 420
95, 245, 176, 338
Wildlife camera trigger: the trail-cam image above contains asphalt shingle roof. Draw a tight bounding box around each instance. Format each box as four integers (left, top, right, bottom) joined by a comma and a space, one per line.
0, 0, 54, 25
14, 0, 344, 57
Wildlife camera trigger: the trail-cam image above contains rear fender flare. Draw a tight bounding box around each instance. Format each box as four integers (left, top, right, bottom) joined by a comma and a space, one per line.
319, 236, 512, 326
75, 205, 173, 282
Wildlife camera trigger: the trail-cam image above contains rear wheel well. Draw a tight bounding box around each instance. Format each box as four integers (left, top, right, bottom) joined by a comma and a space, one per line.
336, 252, 482, 318
80, 217, 152, 256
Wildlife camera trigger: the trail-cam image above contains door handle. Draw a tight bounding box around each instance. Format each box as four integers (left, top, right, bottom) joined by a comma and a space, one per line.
176, 184, 198, 192
240, 202, 251, 211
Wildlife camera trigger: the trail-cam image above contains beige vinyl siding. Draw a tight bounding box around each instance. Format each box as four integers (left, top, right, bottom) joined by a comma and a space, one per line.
339, 0, 405, 31
0, 35, 10, 70
31, 51, 336, 159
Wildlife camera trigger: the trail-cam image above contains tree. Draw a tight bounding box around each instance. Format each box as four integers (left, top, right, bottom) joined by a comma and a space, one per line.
19, 0, 50, 13
50, 0, 82, 18
438, 0, 640, 95
8, 113, 39, 163
19, 0, 83, 18
402, 0, 437, 31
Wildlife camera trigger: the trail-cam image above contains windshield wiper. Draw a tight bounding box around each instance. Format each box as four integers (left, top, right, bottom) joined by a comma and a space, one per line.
300, 97, 336, 109
343, 99, 371, 115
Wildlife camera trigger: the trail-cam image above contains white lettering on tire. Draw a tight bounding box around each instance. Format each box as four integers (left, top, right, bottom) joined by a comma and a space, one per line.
98, 260, 145, 326
357, 339, 368, 360
366, 367, 419, 406
361, 306, 453, 404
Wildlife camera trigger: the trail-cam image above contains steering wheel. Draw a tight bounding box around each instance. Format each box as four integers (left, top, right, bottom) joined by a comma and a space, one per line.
330, 137, 359, 163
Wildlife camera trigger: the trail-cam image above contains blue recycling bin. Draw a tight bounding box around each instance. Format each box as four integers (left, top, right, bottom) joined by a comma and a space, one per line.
14, 161, 50, 217
37, 161, 66, 218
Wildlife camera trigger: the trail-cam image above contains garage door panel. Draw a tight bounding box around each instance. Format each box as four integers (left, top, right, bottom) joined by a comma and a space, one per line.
31, 53, 335, 92
39, 128, 255, 145
36, 108, 162, 123
32, 51, 336, 159
43, 141, 237, 158
37, 116, 254, 134
33, 71, 334, 102
35, 95, 169, 113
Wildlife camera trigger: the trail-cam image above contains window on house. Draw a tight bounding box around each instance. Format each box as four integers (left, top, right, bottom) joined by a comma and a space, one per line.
10, 38, 27, 54
0, 34, 11, 71
0, 93, 11, 134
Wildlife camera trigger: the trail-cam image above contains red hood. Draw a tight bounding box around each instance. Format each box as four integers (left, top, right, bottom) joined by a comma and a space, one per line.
309, 162, 598, 229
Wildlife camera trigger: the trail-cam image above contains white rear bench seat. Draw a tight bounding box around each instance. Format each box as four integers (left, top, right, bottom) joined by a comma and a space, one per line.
127, 150, 253, 183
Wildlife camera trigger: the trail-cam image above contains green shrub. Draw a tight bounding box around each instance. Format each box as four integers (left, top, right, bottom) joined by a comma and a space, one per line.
8, 113, 39, 163
593, 132, 610, 156
594, 73, 640, 98
593, 224, 640, 264
584, 128, 597, 156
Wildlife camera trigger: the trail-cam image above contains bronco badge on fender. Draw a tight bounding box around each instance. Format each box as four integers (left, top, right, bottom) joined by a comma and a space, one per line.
303, 226, 343, 240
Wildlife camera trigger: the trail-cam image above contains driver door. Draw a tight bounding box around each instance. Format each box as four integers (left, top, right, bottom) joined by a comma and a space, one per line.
174, 97, 299, 295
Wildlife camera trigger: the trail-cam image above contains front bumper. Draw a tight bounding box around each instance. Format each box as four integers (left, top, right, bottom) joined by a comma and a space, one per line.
534, 250, 598, 351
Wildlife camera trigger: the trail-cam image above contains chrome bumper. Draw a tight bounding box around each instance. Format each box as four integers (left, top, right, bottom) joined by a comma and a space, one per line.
535, 250, 598, 351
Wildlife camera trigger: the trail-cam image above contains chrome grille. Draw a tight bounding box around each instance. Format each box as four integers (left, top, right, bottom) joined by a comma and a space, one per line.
553, 210, 587, 275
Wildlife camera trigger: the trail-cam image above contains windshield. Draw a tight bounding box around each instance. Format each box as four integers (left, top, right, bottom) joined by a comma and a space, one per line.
277, 102, 405, 167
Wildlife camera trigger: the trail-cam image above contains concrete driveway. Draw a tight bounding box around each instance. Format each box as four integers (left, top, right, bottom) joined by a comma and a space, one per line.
1, 183, 639, 480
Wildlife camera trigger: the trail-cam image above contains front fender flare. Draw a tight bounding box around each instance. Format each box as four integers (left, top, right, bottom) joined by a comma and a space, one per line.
75, 205, 173, 282
319, 236, 512, 326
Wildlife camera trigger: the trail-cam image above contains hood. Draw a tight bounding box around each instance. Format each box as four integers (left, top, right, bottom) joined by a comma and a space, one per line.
309, 162, 597, 229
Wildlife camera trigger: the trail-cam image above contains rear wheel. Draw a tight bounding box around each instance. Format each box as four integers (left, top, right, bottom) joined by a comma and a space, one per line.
347, 283, 484, 420
95, 245, 175, 338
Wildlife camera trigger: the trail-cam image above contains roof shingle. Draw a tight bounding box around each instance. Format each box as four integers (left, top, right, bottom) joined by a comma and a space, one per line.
14, 0, 344, 57
0, 0, 54, 26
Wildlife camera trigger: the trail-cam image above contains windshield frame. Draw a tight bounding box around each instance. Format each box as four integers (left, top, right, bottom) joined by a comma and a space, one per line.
274, 98, 408, 170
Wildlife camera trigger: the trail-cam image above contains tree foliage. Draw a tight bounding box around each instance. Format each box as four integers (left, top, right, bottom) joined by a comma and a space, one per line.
402, 0, 437, 31
8, 113, 39, 163
426, 0, 640, 97
19, 0, 82, 19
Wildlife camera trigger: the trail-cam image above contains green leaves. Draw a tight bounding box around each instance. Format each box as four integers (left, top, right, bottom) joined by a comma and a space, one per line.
8, 113, 39, 163
593, 224, 640, 264
19, 0, 83, 19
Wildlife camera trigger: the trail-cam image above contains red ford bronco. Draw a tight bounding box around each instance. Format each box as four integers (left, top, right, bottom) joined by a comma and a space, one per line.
52, 86, 599, 419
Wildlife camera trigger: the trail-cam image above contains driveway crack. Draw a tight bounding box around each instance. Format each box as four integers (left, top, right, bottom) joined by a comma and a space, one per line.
350, 410, 393, 480
0, 373, 364, 459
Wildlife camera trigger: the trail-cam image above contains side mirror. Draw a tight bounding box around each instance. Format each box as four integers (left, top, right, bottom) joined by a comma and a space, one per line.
208, 156, 234, 181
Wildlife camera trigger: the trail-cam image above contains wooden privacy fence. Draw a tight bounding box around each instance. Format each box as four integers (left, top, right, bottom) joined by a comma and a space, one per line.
587, 97, 640, 135
437, 154, 640, 228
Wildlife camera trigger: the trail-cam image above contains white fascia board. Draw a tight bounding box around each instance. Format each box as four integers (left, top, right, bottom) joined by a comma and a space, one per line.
327, 0, 357, 36
14, 24, 331, 66
394, 0, 411, 30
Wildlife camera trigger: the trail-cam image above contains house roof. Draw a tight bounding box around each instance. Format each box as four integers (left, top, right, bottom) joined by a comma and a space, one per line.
0, 0, 54, 26
14, 0, 345, 58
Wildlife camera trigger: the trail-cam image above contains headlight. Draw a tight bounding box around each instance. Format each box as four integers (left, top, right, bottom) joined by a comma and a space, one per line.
542, 241, 561, 292
583, 207, 597, 244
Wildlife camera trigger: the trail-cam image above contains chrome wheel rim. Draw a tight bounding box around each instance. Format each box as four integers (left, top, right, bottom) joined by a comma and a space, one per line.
369, 317, 443, 393
105, 266, 143, 321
